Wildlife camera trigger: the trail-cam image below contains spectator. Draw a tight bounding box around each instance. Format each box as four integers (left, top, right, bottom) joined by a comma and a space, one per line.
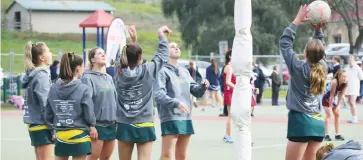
271, 66, 281, 105
106, 59, 116, 77
346, 56, 363, 123
49, 60, 60, 83
188, 61, 202, 108
206, 58, 223, 111
253, 61, 265, 104
331, 56, 341, 76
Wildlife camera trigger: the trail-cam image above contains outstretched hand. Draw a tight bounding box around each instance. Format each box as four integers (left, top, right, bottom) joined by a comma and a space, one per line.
311, 22, 328, 31
157, 26, 172, 37
128, 25, 137, 43
293, 4, 311, 26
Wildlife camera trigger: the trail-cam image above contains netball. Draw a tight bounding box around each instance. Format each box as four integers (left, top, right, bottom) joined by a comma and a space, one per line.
307, 0, 331, 24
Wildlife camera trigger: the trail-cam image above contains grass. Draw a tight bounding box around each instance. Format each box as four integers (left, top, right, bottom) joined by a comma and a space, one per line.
1, 29, 186, 74
263, 87, 288, 99
107, 1, 162, 15
1, 0, 185, 74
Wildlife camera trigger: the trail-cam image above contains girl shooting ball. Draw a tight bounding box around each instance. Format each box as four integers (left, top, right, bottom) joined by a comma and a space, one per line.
280, 4, 329, 160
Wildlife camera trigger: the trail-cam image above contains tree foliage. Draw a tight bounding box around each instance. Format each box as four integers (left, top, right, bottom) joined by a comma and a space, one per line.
162, 0, 363, 56
161, 0, 313, 55
327, 0, 363, 54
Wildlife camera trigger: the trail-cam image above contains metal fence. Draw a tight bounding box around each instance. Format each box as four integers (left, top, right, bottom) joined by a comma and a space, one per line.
3, 47, 363, 75
0, 49, 154, 74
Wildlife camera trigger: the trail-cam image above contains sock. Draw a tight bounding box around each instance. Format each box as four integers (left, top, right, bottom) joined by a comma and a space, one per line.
353, 116, 358, 121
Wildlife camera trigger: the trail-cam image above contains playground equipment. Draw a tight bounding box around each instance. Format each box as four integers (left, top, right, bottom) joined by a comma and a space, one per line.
79, 9, 114, 61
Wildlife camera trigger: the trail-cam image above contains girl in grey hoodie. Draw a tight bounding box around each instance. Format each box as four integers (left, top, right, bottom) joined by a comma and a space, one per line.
154, 42, 209, 160
81, 47, 118, 160
45, 52, 97, 160
114, 26, 171, 160
281, 5, 329, 160
22, 41, 54, 160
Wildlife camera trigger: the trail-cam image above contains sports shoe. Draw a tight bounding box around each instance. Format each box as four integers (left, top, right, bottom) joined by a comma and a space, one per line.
335, 135, 345, 141
223, 136, 233, 143
324, 135, 332, 141
347, 119, 358, 124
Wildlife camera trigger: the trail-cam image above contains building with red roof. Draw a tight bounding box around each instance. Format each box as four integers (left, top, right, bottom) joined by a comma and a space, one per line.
326, 1, 363, 44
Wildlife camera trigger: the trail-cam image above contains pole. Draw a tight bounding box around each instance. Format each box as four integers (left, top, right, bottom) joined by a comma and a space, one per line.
9, 48, 14, 74
96, 27, 100, 47
58, 49, 62, 61
101, 27, 104, 49
83, 27, 86, 64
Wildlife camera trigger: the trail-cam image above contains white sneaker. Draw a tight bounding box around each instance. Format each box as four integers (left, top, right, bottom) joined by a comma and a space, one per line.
347, 119, 358, 124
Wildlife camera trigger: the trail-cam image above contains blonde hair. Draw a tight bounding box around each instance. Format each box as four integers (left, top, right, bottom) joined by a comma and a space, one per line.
24, 41, 48, 70
316, 143, 334, 160
306, 39, 327, 95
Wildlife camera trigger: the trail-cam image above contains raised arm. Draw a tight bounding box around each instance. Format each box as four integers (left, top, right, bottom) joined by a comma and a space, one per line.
279, 23, 302, 73
147, 26, 172, 79
154, 69, 180, 108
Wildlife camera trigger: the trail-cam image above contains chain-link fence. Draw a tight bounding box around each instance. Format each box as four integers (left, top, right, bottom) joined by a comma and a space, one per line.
187, 53, 363, 86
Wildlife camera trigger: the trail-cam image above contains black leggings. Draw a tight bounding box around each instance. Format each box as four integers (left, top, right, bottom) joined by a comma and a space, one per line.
288, 136, 324, 143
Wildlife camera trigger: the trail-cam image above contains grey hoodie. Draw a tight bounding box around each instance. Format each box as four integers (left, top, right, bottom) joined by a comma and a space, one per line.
324, 140, 363, 160
22, 68, 51, 125
81, 70, 117, 126
114, 35, 169, 124
155, 64, 207, 123
44, 79, 96, 131
279, 23, 328, 114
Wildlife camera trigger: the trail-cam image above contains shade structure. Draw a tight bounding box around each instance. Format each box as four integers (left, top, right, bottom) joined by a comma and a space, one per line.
79, 9, 114, 63
79, 9, 114, 28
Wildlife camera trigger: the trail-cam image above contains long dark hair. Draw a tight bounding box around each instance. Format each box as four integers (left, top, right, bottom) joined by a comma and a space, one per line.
119, 44, 143, 71
211, 58, 218, 74
225, 49, 232, 65
59, 52, 83, 82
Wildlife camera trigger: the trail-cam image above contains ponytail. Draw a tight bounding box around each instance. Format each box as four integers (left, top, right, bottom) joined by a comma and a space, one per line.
117, 44, 142, 72
24, 41, 35, 70
120, 45, 128, 69
24, 41, 49, 71
310, 63, 327, 95
59, 52, 83, 82
316, 143, 334, 160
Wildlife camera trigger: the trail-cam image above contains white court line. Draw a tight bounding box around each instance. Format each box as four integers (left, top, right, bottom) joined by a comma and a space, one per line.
252, 139, 363, 150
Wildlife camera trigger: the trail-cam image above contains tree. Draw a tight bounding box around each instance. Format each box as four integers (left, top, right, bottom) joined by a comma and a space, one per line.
161, 0, 311, 56
327, 0, 363, 54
